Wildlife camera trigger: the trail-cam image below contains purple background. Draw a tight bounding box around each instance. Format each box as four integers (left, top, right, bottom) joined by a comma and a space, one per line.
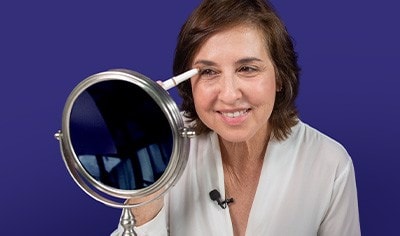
1, 0, 399, 235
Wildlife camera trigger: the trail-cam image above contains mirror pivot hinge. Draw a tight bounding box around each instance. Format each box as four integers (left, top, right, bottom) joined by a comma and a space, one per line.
180, 127, 196, 138
54, 130, 62, 140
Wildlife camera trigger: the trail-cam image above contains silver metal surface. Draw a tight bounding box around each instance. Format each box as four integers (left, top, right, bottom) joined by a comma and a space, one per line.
120, 208, 137, 236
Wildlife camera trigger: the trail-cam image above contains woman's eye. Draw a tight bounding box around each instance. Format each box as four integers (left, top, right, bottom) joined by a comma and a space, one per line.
238, 66, 257, 73
200, 68, 217, 77
237, 66, 260, 77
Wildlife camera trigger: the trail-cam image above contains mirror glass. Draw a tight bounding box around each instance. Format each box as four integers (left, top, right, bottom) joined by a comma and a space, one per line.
69, 80, 173, 191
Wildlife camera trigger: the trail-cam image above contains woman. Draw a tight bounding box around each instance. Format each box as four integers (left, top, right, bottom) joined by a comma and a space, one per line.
113, 0, 360, 235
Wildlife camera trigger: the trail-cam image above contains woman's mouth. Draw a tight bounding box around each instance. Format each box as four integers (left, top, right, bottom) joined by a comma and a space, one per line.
220, 109, 249, 118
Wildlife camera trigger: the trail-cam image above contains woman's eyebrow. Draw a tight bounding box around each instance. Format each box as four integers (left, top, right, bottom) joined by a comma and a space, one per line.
193, 57, 263, 67
193, 60, 217, 67
235, 57, 263, 65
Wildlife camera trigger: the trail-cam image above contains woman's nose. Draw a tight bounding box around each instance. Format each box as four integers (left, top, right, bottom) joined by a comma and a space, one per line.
218, 74, 242, 103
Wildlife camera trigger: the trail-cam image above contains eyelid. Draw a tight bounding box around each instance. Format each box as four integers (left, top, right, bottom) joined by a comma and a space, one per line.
237, 65, 258, 72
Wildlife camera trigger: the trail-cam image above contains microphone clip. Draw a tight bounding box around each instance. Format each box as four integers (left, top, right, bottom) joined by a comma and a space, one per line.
209, 189, 234, 209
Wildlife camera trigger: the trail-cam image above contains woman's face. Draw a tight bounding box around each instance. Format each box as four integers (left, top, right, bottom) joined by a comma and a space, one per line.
190, 25, 277, 143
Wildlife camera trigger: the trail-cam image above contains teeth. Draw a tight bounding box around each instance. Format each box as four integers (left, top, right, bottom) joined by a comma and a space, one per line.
222, 109, 248, 118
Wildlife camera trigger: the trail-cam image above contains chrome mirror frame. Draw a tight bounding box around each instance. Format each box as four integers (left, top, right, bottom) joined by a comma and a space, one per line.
55, 69, 195, 209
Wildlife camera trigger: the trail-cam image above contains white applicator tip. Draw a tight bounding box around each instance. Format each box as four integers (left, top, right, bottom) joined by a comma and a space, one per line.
162, 68, 199, 90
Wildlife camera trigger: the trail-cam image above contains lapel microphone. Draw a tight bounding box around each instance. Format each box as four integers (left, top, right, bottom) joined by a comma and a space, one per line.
209, 189, 234, 209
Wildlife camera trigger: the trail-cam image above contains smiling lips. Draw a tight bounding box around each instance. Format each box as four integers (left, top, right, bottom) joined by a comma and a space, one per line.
221, 109, 249, 118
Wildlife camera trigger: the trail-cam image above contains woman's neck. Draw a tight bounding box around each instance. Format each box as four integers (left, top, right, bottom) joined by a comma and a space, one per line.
218, 123, 271, 174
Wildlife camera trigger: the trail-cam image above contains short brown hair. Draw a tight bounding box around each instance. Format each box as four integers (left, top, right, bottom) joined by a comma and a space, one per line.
174, 0, 300, 140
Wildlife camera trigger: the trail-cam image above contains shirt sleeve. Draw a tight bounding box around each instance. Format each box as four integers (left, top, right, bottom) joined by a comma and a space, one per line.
318, 159, 361, 236
110, 205, 168, 236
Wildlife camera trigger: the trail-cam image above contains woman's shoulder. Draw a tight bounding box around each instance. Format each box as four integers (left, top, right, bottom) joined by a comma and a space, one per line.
283, 120, 353, 170
300, 121, 348, 151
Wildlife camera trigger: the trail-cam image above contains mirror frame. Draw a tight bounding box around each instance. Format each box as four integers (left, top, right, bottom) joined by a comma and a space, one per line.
56, 69, 193, 208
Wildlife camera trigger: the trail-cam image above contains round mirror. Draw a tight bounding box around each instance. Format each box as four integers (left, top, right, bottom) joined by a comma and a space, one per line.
56, 69, 194, 208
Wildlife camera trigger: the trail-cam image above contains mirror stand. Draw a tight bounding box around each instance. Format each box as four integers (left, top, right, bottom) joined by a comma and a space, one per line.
55, 69, 197, 235
120, 207, 136, 236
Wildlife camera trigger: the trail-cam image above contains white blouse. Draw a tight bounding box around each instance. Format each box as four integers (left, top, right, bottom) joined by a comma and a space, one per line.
112, 121, 361, 236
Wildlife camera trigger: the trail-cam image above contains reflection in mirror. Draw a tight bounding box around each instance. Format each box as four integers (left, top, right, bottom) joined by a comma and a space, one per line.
69, 80, 173, 191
